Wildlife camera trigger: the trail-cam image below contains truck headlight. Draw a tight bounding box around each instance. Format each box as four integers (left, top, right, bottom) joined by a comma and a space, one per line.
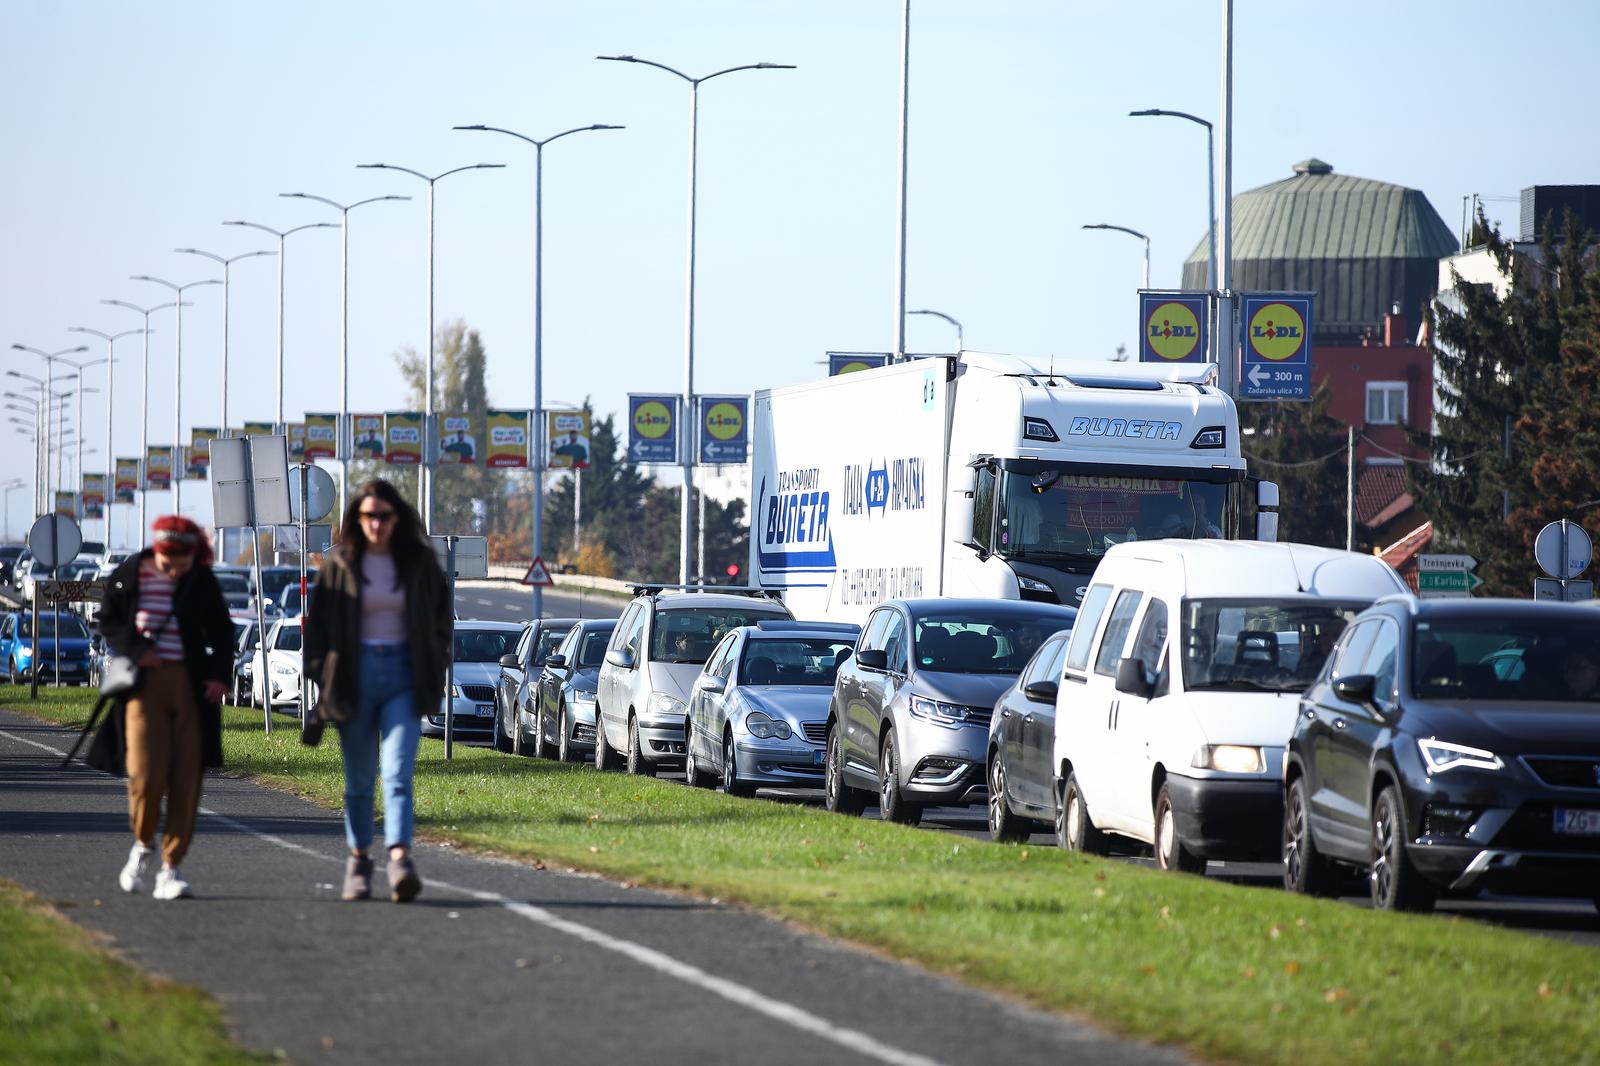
1017, 576, 1052, 593
1418, 738, 1502, 775
745, 710, 792, 740
1192, 744, 1264, 773
647, 692, 686, 719
1189, 426, 1226, 449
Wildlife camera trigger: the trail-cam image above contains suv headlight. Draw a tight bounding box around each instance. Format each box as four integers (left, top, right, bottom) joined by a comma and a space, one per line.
1418, 738, 1502, 775
909, 696, 976, 728
571, 689, 597, 705
647, 692, 686, 719
745, 710, 792, 740
1192, 744, 1265, 773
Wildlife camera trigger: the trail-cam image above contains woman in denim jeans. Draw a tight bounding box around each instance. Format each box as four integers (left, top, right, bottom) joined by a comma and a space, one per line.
304, 479, 451, 902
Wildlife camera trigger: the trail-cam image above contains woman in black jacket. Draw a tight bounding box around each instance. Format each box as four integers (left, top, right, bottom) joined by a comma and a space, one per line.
97, 515, 233, 900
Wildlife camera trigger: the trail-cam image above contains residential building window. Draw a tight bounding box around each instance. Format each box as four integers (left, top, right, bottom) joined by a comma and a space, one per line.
1366, 382, 1408, 425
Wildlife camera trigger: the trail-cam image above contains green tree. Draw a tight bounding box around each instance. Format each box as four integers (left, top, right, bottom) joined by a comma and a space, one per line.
395, 321, 495, 535
1239, 381, 1351, 548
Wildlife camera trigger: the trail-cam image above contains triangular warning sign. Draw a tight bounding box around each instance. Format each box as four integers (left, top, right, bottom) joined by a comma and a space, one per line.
522, 556, 555, 587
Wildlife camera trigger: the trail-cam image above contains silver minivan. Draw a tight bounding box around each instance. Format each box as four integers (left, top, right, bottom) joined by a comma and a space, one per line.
595, 588, 791, 775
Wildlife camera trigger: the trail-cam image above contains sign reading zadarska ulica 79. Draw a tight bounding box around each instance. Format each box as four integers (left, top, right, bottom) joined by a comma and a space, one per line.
1239, 292, 1314, 402
699, 395, 749, 464
304, 413, 338, 461
1138, 291, 1209, 364
485, 410, 529, 469
548, 410, 591, 470
628, 394, 678, 463
385, 412, 423, 465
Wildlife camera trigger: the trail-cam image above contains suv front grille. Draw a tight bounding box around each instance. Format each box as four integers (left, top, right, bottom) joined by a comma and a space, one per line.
459, 684, 497, 703
1494, 803, 1600, 854
1522, 756, 1600, 791
964, 708, 993, 728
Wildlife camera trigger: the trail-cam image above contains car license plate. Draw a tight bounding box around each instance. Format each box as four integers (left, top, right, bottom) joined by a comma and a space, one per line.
1553, 808, 1600, 835
475, 704, 494, 718
813, 749, 826, 767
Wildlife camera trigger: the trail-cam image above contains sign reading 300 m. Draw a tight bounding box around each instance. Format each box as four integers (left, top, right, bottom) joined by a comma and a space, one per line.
628, 394, 678, 463
1138, 292, 1209, 364
699, 395, 749, 464
1239, 292, 1314, 401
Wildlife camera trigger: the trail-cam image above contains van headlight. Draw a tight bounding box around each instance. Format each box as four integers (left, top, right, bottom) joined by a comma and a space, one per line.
1192, 744, 1264, 773
1418, 738, 1502, 775
647, 692, 686, 719
745, 710, 792, 740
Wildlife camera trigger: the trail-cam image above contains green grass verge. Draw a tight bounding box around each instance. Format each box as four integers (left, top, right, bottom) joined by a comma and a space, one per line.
13, 689, 1600, 1065
0, 878, 264, 1065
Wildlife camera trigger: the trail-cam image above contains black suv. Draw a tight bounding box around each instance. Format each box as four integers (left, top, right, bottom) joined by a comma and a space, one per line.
1284, 597, 1600, 912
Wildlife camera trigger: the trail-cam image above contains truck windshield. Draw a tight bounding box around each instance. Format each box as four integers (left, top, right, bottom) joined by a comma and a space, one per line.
1182, 599, 1365, 693
998, 472, 1227, 558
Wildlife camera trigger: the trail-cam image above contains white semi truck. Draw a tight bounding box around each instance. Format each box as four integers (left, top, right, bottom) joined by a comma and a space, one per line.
749, 352, 1278, 622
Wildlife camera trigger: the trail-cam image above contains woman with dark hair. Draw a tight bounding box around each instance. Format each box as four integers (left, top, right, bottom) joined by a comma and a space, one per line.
304, 479, 451, 902
98, 515, 233, 900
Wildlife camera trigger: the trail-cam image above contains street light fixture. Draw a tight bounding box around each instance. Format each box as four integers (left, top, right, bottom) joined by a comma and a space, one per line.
1129, 109, 1217, 298
132, 275, 223, 514
453, 122, 622, 618
597, 53, 795, 586
68, 327, 140, 547
173, 247, 276, 444
10, 344, 88, 512
907, 309, 963, 352
1082, 224, 1151, 291
103, 298, 182, 538
355, 162, 504, 532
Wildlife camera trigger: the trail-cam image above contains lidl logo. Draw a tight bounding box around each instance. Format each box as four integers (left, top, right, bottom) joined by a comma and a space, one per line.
633, 401, 674, 439
1144, 301, 1203, 361
704, 402, 744, 441
1247, 302, 1308, 362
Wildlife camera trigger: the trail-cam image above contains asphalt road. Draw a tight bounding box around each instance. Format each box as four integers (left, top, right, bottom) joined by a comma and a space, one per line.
0, 709, 1187, 1066
455, 582, 625, 625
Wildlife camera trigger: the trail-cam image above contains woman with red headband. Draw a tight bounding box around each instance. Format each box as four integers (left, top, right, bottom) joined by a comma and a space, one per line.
98, 515, 233, 900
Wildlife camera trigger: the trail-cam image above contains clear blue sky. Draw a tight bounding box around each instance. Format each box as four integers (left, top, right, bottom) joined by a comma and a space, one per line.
4, 0, 1597, 539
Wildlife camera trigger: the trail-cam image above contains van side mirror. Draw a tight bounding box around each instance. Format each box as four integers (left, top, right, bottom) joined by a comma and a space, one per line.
606, 647, 635, 670
1022, 679, 1058, 704
1115, 657, 1154, 698
855, 648, 888, 672
1333, 674, 1377, 708
498, 653, 520, 669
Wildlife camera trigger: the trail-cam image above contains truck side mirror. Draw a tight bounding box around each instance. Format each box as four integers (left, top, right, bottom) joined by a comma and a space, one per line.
1115, 657, 1154, 698
1256, 511, 1280, 543
1256, 480, 1280, 509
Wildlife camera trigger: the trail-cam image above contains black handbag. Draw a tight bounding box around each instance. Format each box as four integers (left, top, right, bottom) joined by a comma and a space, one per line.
63, 693, 126, 776
99, 611, 175, 699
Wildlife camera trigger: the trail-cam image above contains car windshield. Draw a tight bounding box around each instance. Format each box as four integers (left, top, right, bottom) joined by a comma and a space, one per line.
258, 568, 313, 601
740, 637, 857, 686
455, 629, 517, 663
999, 471, 1228, 560
650, 607, 787, 664
216, 574, 251, 594
273, 626, 302, 652
914, 612, 1074, 674
20, 613, 90, 639
577, 629, 614, 668
1183, 599, 1365, 693
1414, 617, 1600, 702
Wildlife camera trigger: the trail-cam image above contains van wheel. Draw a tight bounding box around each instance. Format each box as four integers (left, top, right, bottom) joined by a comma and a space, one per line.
1371, 785, 1435, 912
626, 716, 656, 777
1058, 773, 1107, 854
987, 754, 1028, 843
877, 729, 922, 826
1154, 783, 1206, 874
593, 708, 619, 771
824, 722, 865, 816
1283, 776, 1339, 896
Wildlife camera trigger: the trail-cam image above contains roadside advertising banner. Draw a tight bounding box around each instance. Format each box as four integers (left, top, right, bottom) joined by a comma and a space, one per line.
55, 491, 76, 517
485, 409, 529, 469
547, 410, 591, 470
1239, 292, 1315, 402
385, 412, 423, 465
628, 394, 679, 464
114, 458, 140, 502
287, 422, 306, 462
698, 395, 749, 464
187, 427, 217, 479
351, 414, 385, 461
243, 420, 276, 437
145, 446, 174, 490
1138, 292, 1209, 364
304, 412, 338, 461
82, 474, 107, 519
827, 352, 890, 376
439, 413, 477, 465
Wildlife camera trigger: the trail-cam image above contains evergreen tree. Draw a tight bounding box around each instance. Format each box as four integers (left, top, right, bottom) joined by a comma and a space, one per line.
1238, 381, 1350, 548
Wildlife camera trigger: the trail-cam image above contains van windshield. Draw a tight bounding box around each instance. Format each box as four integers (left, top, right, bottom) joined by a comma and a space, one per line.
1182, 599, 1364, 693
998, 471, 1227, 559
651, 607, 787, 664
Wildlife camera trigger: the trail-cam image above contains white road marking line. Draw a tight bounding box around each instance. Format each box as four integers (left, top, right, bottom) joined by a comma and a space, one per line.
3, 722, 949, 1066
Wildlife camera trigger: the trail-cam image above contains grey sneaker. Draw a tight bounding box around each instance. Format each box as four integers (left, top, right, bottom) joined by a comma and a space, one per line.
388, 853, 421, 903
342, 855, 373, 901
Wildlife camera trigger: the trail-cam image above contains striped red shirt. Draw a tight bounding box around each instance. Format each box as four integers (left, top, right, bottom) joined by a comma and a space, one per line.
135, 562, 185, 663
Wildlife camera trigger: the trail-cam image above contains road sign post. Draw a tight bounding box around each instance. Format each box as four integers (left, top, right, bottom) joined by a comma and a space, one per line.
213, 435, 292, 732
426, 534, 488, 762
1417, 552, 1482, 600
288, 464, 336, 726
1533, 519, 1594, 602
27, 513, 83, 699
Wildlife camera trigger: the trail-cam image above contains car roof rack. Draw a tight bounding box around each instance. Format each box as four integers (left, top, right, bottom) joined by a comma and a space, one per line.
629, 583, 785, 602
752, 619, 860, 635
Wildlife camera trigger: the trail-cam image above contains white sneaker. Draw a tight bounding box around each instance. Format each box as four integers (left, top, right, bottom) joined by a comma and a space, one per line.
152, 867, 193, 900
118, 844, 152, 894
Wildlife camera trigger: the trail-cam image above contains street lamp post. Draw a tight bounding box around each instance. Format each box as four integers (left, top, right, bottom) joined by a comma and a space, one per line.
102, 299, 181, 539
597, 53, 795, 586
4, 385, 45, 513
355, 162, 504, 533
68, 328, 140, 546
1081, 224, 1151, 290
132, 275, 223, 514
907, 308, 963, 352
276, 192, 409, 519
172, 248, 276, 443
453, 122, 622, 618
9, 345, 88, 511
1129, 107, 1217, 365
0, 479, 25, 539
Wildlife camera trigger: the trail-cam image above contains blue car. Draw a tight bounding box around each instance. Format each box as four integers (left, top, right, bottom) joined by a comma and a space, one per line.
0, 609, 94, 685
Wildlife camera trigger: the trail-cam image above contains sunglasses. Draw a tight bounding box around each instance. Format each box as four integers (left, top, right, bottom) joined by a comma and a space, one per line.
358, 509, 397, 525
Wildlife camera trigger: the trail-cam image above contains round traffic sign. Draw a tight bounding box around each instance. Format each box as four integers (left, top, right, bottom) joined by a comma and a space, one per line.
288, 465, 338, 522
1534, 520, 1592, 579
27, 513, 82, 570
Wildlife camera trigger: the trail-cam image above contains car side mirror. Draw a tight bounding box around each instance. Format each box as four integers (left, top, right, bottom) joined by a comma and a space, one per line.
544, 653, 567, 670
1115, 657, 1154, 698
1333, 674, 1378, 708
606, 647, 635, 670
696, 674, 727, 694
498, 653, 520, 669
1022, 679, 1058, 704
855, 648, 888, 672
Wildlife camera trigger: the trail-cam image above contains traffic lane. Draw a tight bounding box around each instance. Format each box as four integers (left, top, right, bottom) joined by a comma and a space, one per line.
0, 713, 1188, 1066
455, 583, 623, 625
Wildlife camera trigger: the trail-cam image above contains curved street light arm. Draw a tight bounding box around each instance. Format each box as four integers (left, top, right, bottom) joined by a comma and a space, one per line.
357, 162, 432, 183
11, 344, 90, 360
701, 62, 796, 84
223, 219, 285, 237
437, 163, 505, 181
69, 327, 143, 343
545, 123, 625, 146
1082, 223, 1149, 242
597, 54, 693, 82
1129, 107, 1212, 130
456, 123, 624, 149
280, 192, 411, 212
176, 247, 278, 266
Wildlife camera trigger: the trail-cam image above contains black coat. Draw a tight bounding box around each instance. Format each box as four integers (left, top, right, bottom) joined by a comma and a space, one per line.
98, 552, 234, 768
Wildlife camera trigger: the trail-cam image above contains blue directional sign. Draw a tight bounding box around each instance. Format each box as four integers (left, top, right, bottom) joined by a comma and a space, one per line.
1238, 293, 1314, 402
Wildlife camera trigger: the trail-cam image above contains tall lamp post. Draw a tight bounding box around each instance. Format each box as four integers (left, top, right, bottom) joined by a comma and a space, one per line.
102, 299, 181, 538
67, 328, 140, 545
132, 275, 222, 514
4, 388, 45, 513
276, 192, 409, 517
1081, 224, 1151, 291
9, 345, 88, 511
453, 122, 622, 618
907, 308, 963, 352
1129, 107, 1216, 365
597, 53, 795, 586
355, 162, 504, 532
172, 247, 276, 442
0, 479, 25, 539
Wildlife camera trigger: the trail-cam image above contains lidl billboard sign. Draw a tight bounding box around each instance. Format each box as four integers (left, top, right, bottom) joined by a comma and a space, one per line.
698, 395, 749, 464
628, 394, 679, 464
1139, 292, 1208, 364
1239, 292, 1314, 401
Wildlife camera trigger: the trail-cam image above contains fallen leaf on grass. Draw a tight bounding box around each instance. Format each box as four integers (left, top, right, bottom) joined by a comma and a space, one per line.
910, 902, 926, 913
588, 846, 600, 853
1323, 987, 1348, 1003
1268, 924, 1282, 940
1241, 967, 1257, 980
1284, 961, 1300, 976
1092, 886, 1106, 899
1538, 983, 1552, 999
1019, 849, 1029, 861
1138, 965, 1156, 977
1094, 870, 1107, 882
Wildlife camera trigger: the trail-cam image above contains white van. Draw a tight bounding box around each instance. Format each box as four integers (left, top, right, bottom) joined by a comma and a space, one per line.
1050, 540, 1409, 873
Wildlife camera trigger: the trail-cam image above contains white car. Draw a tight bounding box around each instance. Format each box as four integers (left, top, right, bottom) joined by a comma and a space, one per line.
422, 620, 523, 738
252, 617, 311, 708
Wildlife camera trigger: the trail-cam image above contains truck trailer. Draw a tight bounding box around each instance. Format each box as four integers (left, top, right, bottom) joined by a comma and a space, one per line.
750, 352, 1277, 622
